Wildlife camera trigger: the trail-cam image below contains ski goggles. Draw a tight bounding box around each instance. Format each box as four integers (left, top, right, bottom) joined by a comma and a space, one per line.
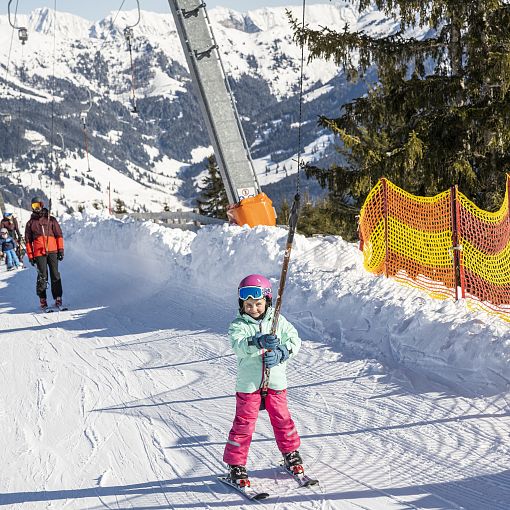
3, 213, 12, 218
0, 232, 8, 236
238, 286, 269, 301
31, 202, 43, 211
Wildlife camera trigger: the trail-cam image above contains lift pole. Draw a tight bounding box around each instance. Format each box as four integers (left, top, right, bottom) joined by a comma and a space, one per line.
167, 1, 275, 227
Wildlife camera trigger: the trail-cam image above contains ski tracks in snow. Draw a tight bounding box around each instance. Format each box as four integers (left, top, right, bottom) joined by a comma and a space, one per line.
1, 268, 510, 509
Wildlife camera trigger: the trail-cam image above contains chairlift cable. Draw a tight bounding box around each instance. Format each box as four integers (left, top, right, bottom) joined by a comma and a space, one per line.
80, 88, 92, 173
40, 0, 58, 212
126, 33, 138, 113
4, 0, 20, 174
7, 0, 27, 176
7, 0, 28, 45
97, 0, 127, 54
10, 41, 24, 174
82, 122, 92, 173
4, 0, 18, 86
49, 0, 57, 178
124, 0, 141, 113
125, 0, 140, 30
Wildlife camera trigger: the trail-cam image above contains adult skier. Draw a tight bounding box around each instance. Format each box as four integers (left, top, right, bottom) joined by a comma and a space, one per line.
223, 274, 304, 488
1, 211, 22, 241
25, 197, 65, 310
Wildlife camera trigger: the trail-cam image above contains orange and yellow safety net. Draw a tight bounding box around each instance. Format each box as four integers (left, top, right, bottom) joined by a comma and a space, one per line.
359, 177, 510, 319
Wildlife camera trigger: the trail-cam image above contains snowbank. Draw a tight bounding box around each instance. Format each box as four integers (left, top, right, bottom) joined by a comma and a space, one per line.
63, 213, 510, 393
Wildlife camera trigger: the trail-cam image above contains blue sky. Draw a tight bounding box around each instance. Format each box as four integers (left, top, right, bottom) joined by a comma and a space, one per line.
5, 1, 333, 21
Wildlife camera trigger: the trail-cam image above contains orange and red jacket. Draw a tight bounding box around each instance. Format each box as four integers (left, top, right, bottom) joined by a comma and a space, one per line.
25, 211, 64, 259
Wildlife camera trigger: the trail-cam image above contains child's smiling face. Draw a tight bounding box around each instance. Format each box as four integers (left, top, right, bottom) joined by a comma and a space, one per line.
242, 297, 266, 319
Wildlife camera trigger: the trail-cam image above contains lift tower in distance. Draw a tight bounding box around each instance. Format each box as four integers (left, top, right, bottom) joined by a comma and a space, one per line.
167, 0, 276, 227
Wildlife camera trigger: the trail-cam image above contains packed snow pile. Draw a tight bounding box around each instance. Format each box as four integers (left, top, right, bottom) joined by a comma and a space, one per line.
63, 213, 509, 393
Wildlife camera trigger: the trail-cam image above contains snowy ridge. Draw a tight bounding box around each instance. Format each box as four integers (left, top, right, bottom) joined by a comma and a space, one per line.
0, 3, 407, 216
0, 4, 401, 98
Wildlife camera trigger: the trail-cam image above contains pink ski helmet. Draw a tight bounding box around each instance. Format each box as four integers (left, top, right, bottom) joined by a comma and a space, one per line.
238, 274, 272, 309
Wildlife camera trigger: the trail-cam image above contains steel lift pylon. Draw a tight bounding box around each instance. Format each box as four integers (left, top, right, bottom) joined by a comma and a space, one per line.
167, 0, 276, 227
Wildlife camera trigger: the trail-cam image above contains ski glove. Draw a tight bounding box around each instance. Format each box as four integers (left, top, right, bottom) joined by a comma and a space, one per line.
263, 344, 290, 368
57, 250, 64, 261
253, 333, 279, 350
29, 258, 36, 267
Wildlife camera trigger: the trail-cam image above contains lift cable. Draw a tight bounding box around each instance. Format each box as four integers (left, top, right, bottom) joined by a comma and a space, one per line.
261, 0, 307, 405
4, 0, 27, 177
123, 0, 141, 113
7, 0, 28, 45
10, 40, 24, 175
42, 0, 59, 214
97, 0, 126, 53
80, 88, 92, 173
3, 1, 18, 88
49, 0, 57, 179
0, 0, 26, 216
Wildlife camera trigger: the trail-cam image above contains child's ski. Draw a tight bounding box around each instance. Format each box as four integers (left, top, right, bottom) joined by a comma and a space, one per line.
218, 476, 270, 501
281, 465, 319, 488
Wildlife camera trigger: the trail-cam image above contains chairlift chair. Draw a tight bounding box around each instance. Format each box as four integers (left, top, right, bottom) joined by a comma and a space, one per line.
18, 27, 28, 44
8, 1, 28, 45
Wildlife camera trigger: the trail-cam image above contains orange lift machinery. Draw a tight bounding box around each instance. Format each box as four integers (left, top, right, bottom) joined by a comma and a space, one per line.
167, 0, 276, 227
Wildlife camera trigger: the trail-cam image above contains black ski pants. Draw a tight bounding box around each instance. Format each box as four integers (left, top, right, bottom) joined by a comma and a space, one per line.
35, 252, 62, 300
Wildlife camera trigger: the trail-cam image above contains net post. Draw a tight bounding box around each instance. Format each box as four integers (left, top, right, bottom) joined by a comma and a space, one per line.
450, 185, 460, 300
454, 186, 466, 298
382, 178, 389, 278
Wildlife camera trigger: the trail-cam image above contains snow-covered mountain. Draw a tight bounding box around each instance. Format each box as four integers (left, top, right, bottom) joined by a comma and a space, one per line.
0, 4, 402, 214
0, 213, 509, 508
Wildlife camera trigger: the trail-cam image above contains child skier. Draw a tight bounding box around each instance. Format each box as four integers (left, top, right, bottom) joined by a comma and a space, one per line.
1, 211, 24, 260
1, 227, 22, 270
223, 274, 303, 488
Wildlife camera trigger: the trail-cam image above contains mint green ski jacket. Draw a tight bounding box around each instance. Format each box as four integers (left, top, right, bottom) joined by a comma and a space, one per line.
228, 307, 301, 393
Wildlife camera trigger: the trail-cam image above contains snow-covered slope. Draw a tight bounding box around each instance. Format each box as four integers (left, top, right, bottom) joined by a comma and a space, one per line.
0, 4, 404, 215
0, 214, 508, 509
2, 4, 396, 98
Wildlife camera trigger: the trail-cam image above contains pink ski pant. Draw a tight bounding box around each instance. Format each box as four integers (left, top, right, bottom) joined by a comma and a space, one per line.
223, 388, 300, 466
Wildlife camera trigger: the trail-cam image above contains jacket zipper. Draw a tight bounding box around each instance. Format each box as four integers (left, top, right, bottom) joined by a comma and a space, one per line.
41, 223, 47, 255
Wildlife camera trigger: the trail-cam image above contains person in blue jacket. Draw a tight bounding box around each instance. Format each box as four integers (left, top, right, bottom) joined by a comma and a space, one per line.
223, 274, 304, 487
1, 227, 22, 270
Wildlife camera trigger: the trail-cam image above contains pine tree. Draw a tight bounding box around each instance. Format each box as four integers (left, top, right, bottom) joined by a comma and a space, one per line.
197, 155, 229, 219
278, 198, 290, 225
290, 1, 510, 220
114, 198, 127, 214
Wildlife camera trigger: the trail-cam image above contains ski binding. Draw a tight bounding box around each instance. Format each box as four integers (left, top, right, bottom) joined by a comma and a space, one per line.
282, 464, 319, 488
218, 476, 269, 501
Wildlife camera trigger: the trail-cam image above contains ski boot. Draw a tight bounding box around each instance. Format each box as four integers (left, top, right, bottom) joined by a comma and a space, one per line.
227, 465, 251, 488
55, 297, 63, 308
39, 297, 48, 310
283, 450, 304, 475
